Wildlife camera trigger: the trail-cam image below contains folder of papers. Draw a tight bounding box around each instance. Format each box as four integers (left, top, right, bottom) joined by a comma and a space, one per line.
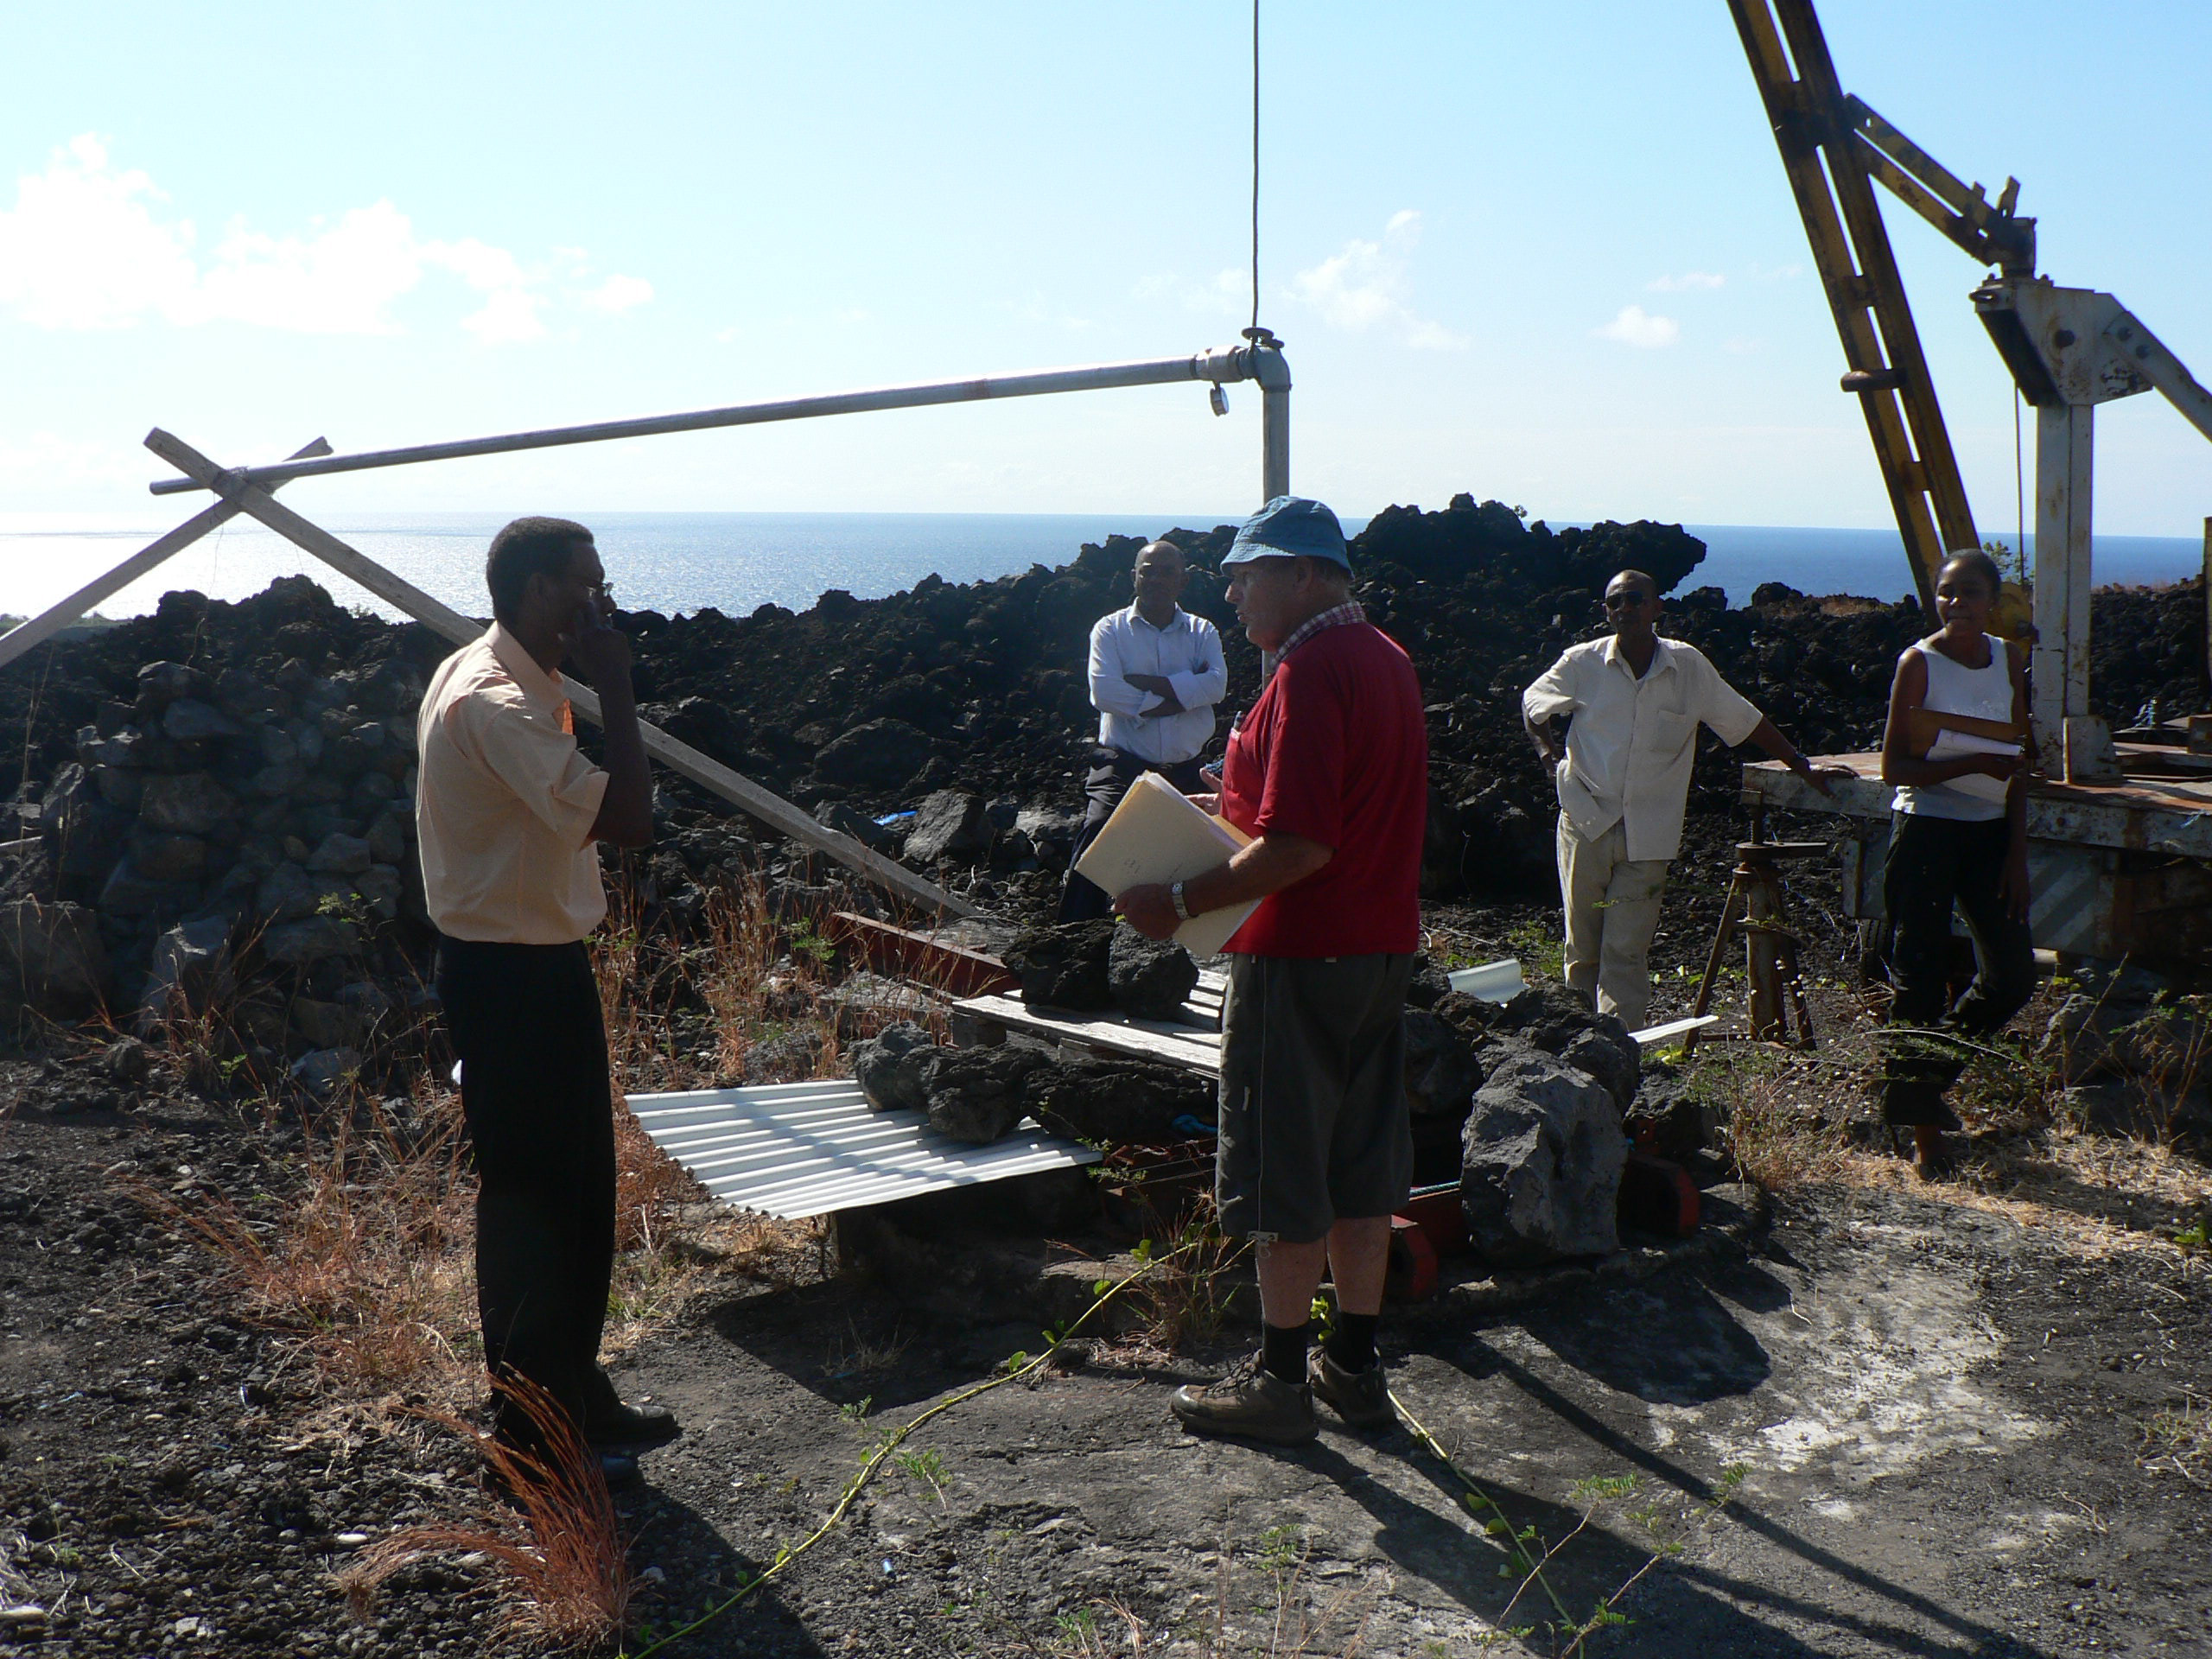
1073, 772, 1258, 957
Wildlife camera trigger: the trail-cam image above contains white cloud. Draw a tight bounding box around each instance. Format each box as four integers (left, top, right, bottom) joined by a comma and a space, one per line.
1288, 210, 1467, 350
1592, 303, 1680, 348
0, 134, 642, 343
1649, 270, 1725, 291
581, 273, 654, 315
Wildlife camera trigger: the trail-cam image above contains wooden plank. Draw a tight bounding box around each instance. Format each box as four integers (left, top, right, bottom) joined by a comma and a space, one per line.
951, 991, 1222, 1074
826, 911, 1014, 996
0, 436, 328, 672
142, 429, 975, 920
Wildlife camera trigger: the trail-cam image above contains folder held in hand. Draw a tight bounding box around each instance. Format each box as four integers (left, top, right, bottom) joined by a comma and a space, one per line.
1073, 772, 1257, 957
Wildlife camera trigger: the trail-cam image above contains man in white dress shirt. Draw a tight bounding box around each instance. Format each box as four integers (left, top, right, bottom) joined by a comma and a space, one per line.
1521, 569, 1835, 1029
1059, 540, 1229, 921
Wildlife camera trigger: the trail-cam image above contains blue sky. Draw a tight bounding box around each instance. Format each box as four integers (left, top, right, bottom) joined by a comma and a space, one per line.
3, 1, 2209, 536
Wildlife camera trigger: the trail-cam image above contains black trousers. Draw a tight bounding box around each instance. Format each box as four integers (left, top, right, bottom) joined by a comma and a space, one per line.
436, 935, 616, 1440
1879, 813, 2037, 1126
1058, 747, 1207, 923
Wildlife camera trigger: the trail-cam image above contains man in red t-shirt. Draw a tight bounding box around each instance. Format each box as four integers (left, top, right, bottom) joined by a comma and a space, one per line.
1117, 496, 1427, 1444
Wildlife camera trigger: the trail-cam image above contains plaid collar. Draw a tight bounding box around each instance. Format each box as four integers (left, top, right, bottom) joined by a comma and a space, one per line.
1277, 600, 1366, 660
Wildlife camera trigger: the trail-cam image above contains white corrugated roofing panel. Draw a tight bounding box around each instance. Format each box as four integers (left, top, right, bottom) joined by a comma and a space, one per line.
626, 1077, 1102, 1219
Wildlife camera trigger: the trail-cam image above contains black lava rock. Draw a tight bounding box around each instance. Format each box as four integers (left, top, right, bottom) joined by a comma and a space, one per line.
1002, 919, 1116, 1010
1025, 1056, 1212, 1145
1106, 927, 1197, 1020
850, 1020, 938, 1113
921, 1044, 1051, 1143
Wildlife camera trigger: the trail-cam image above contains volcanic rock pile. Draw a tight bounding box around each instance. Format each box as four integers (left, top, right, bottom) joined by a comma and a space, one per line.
5, 493, 2206, 1039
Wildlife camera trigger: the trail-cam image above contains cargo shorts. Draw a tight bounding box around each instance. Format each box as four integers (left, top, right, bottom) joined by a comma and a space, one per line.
1215, 952, 1416, 1243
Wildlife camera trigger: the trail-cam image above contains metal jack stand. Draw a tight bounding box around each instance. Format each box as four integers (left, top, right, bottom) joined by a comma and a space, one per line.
1681, 841, 1826, 1056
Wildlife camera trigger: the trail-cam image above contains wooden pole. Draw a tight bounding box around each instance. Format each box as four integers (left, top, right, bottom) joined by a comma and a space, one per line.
2202, 515, 2210, 696
0, 437, 329, 672
143, 430, 977, 921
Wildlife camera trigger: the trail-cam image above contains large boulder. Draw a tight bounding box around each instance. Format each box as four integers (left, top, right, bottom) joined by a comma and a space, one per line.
903, 790, 989, 863
1487, 982, 1640, 1110
919, 1044, 1050, 1144
0, 899, 108, 1014
849, 1020, 938, 1114
1025, 1056, 1212, 1145
1001, 919, 1116, 1011
811, 718, 930, 791
1107, 927, 1197, 1020
1460, 1046, 1627, 1264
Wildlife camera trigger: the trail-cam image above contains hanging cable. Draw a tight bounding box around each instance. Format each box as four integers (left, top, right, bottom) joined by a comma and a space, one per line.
2013, 385, 2027, 585
1249, 0, 1261, 334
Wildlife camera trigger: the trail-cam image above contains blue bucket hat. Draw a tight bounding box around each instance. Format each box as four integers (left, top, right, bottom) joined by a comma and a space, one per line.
1222, 496, 1351, 569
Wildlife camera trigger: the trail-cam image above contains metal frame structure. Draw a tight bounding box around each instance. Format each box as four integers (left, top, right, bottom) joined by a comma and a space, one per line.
0, 340, 1291, 918
1732, 0, 2212, 778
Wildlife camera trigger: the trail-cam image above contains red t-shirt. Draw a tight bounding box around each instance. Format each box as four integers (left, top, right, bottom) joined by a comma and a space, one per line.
1218, 621, 1427, 957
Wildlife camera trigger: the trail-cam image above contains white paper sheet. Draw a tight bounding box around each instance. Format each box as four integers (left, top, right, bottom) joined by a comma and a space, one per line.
1927, 725, 2017, 803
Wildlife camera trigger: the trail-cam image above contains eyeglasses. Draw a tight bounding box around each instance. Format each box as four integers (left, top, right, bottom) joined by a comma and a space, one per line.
1603, 592, 1650, 610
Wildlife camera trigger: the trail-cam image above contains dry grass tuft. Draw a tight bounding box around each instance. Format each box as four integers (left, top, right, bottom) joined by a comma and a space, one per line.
1715, 1065, 1857, 1192
339, 1375, 633, 1648
132, 1086, 479, 1395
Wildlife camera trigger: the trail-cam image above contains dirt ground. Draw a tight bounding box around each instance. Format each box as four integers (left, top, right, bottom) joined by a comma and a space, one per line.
5, 822, 2212, 1658
4, 1040, 2209, 1658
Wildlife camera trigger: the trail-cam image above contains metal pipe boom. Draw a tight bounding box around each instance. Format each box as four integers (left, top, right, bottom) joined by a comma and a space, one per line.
149, 344, 1287, 498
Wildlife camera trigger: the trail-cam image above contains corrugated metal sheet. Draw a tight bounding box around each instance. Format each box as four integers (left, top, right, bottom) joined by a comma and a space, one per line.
626, 1077, 1101, 1219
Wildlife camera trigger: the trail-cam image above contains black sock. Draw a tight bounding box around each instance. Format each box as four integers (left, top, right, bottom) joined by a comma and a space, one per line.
1324, 1312, 1379, 1374
1260, 1319, 1311, 1386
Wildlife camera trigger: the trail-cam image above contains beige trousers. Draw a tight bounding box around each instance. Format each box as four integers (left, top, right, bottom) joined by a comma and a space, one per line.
1555, 812, 1670, 1032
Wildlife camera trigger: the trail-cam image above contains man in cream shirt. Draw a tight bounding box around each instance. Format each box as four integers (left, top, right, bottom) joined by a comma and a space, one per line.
417, 515, 672, 1491
1521, 568, 1835, 1029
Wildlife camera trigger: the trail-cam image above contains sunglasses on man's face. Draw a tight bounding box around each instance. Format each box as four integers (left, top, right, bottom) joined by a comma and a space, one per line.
1604, 591, 1651, 610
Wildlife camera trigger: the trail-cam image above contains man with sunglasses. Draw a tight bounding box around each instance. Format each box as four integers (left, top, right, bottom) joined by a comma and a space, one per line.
1521, 569, 1834, 1029
417, 516, 673, 1492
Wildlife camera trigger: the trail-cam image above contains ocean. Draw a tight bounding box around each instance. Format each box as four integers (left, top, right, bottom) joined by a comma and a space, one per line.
2, 512, 2203, 627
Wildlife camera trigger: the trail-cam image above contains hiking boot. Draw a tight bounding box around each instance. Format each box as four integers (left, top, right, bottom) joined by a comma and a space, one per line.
1169, 1355, 1317, 1445
1310, 1351, 1395, 1431
582, 1369, 682, 1451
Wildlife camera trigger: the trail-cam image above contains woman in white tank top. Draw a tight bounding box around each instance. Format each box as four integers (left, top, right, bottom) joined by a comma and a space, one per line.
1875, 550, 2037, 1178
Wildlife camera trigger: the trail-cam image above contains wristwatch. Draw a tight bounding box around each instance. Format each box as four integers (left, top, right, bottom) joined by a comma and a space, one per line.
1170, 880, 1192, 921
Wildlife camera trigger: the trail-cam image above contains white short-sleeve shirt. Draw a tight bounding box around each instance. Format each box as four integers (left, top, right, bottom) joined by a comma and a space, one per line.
1522, 634, 1764, 862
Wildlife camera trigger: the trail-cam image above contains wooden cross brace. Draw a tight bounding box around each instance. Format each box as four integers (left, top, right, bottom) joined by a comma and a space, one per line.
11, 428, 976, 923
